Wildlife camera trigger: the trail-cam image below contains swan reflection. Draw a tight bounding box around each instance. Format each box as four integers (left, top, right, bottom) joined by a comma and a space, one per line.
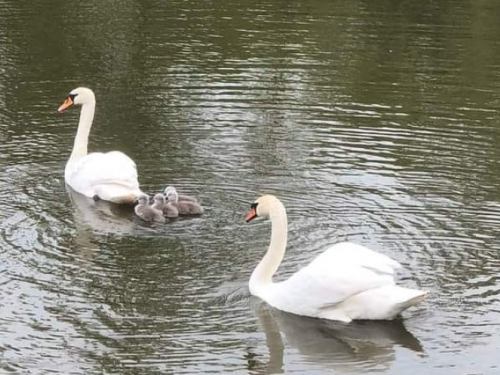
249, 299, 423, 374
66, 184, 136, 236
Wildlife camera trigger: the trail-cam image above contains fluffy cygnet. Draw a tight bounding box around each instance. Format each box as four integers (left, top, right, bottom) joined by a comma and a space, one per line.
134, 194, 165, 223
152, 194, 179, 218
164, 186, 198, 203
166, 187, 204, 215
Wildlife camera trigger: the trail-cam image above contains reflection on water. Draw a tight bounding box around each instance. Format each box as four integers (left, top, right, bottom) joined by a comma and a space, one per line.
67, 185, 136, 235
250, 300, 423, 374
1, 0, 500, 374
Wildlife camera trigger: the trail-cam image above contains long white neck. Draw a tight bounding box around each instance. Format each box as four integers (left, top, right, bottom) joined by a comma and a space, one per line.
250, 201, 288, 294
68, 100, 95, 164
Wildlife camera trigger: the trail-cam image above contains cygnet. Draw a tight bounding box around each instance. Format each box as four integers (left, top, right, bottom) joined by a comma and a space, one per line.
164, 186, 198, 203
134, 194, 165, 223
152, 193, 179, 218
166, 187, 204, 215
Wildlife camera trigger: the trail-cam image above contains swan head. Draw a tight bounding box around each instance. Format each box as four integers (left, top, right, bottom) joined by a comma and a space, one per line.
165, 187, 179, 203
245, 195, 282, 223
153, 193, 166, 205
58, 87, 95, 112
137, 194, 149, 206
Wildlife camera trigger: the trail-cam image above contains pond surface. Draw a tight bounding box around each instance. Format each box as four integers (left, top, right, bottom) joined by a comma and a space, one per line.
1, 0, 500, 374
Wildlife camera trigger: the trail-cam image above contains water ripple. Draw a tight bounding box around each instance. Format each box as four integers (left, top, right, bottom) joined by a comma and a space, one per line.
2, 0, 500, 374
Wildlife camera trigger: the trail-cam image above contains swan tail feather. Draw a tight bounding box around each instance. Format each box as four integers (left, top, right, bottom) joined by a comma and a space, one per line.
395, 289, 429, 311
94, 184, 142, 205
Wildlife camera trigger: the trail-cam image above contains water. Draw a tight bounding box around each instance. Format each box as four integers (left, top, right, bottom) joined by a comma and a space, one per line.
1, 0, 500, 373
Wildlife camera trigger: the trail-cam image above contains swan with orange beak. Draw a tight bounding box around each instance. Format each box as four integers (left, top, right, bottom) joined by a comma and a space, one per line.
59, 87, 143, 204
244, 195, 428, 322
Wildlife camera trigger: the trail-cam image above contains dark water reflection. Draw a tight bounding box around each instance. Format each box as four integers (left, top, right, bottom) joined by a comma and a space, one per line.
1, 0, 500, 374
249, 301, 423, 374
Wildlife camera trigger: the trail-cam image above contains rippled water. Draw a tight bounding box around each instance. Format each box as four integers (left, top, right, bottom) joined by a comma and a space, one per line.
1, 0, 500, 374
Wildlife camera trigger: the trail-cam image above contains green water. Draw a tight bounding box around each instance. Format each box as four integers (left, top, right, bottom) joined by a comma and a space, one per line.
1, 0, 500, 374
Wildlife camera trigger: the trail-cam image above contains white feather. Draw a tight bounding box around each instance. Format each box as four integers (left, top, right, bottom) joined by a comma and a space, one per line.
247, 195, 428, 323
66, 151, 141, 201
60, 88, 142, 204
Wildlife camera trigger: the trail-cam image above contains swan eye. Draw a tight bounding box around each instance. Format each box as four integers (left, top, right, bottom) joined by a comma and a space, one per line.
69, 93, 77, 101
250, 202, 258, 211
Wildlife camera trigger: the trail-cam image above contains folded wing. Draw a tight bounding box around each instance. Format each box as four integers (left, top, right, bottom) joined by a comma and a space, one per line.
67, 151, 140, 197
270, 243, 401, 317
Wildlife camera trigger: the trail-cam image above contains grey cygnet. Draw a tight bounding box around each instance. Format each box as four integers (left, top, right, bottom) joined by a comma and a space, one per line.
166, 187, 204, 215
164, 186, 198, 203
134, 194, 166, 223
152, 193, 179, 218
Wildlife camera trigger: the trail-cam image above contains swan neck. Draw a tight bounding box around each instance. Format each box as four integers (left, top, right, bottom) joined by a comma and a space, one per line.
250, 202, 288, 292
69, 101, 95, 163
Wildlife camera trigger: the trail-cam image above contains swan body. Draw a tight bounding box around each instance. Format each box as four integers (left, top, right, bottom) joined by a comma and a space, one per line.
134, 194, 165, 223
164, 186, 198, 202
166, 187, 204, 215
152, 194, 179, 218
59, 87, 142, 204
245, 195, 427, 323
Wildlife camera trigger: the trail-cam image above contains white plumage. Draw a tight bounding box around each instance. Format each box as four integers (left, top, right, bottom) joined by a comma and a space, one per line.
59, 88, 142, 204
245, 195, 428, 323
65, 151, 140, 202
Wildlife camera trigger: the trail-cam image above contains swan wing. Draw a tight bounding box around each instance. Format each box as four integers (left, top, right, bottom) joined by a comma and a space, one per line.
308, 242, 402, 276
267, 244, 402, 318
273, 261, 394, 314
66, 151, 140, 197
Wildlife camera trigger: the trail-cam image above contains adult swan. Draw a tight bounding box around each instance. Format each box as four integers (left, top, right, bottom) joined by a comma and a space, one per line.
245, 195, 428, 322
58, 87, 142, 204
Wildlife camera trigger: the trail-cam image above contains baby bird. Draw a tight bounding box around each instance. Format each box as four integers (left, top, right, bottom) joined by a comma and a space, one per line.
152, 193, 179, 218
134, 194, 165, 223
166, 187, 204, 215
164, 186, 198, 203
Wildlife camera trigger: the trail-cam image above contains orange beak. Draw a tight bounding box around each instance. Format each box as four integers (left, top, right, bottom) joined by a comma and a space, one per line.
245, 208, 257, 223
58, 97, 74, 112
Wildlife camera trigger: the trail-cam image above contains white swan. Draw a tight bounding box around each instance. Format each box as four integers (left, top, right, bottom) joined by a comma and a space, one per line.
58, 87, 142, 204
245, 195, 428, 322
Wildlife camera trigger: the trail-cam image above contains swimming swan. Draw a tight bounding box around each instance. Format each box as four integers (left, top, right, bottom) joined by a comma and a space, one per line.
58, 87, 142, 204
245, 195, 428, 322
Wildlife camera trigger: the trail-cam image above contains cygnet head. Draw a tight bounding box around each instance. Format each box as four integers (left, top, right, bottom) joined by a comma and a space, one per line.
245, 195, 282, 223
164, 186, 175, 196
153, 193, 166, 205
58, 87, 96, 112
165, 187, 179, 203
137, 194, 149, 206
